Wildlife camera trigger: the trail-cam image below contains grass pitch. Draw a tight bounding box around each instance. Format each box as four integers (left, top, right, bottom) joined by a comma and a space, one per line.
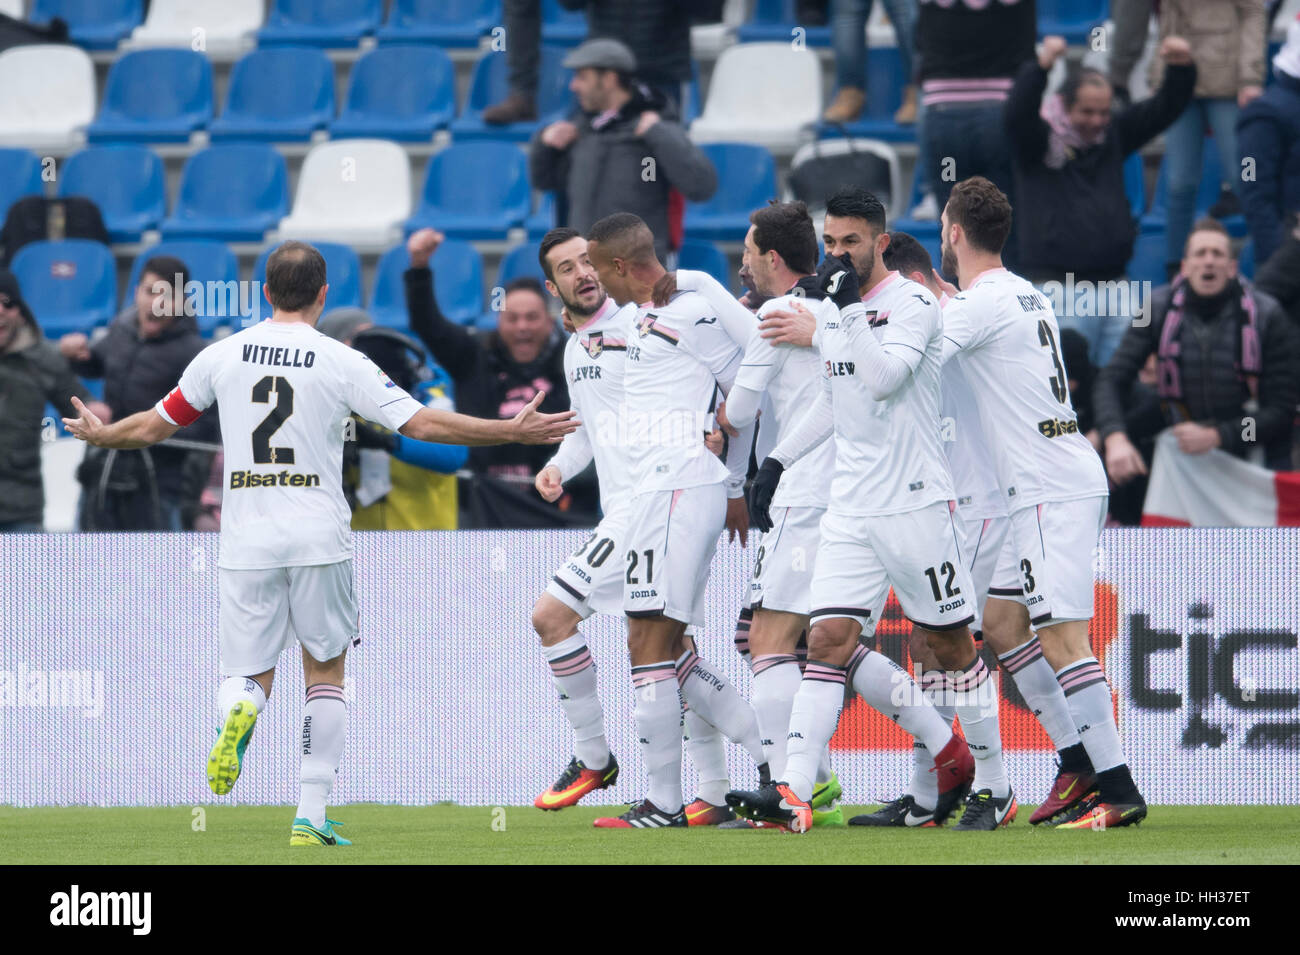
3, 804, 1297, 864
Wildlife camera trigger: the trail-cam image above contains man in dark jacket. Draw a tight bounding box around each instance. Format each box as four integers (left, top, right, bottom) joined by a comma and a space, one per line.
1237, 18, 1300, 265
59, 255, 218, 530
1096, 219, 1297, 487
529, 38, 717, 262
1006, 34, 1197, 366
1255, 218, 1300, 330
0, 269, 106, 531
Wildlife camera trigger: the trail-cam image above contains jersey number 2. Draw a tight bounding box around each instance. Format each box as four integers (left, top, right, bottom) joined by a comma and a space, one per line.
252, 375, 295, 464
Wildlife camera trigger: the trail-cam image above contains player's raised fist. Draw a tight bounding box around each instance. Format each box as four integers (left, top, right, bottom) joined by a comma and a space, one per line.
1159, 36, 1193, 66
535, 465, 565, 502
817, 252, 861, 309
59, 332, 92, 362
512, 391, 579, 444
651, 271, 677, 307
1038, 35, 1068, 71
407, 228, 444, 268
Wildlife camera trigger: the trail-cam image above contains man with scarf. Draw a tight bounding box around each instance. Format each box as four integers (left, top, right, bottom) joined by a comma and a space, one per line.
1095, 218, 1297, 487
1005, 34, 1197, 367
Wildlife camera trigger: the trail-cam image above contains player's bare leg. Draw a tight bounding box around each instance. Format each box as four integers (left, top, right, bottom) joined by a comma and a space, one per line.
207, 667, 273, 795
290, 647, 351, 846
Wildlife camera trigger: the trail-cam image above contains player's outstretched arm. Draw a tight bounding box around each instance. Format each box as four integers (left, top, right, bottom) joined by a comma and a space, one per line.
400, 391, 578, 446
62, 396, 179, 449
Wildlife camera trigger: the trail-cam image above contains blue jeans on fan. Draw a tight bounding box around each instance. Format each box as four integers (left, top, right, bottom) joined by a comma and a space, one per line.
1163, 97, 1240, 264
832, 0, 916, 91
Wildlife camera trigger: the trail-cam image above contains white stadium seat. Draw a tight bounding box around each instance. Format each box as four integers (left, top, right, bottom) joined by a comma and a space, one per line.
276, 139, 412, 249
0, 45, 95, 151
126, 0, 263, 58
0, 0, 24, 19
690, 42, 822, 155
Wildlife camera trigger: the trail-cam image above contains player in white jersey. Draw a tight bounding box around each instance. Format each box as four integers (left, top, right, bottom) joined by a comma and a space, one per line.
938, 177, 1146, 827
728, 187, 1018, 833
62, 241, 578, 846
582, 213, 771, 828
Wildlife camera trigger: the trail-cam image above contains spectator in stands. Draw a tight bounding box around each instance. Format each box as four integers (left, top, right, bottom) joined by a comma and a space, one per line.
1153, 0, 1268, 275
483, 1, 543, 125
529, 38, 717, 262
1237, 15, 1300, 265
1006, 34, 1196, 366
825, 0, 918, 124
1255, 217, 1300, 330
59, 256, 216, 530
403, 228, 595, 528
0, 269, 107, 532
1095, 219, 1297, 490
1108, 0, 1153, 109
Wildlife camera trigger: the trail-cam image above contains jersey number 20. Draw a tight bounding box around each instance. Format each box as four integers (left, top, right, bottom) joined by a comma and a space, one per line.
252, 375, 295, 464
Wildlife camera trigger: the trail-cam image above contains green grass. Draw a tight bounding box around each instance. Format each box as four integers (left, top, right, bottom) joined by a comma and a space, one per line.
3, 804, 1298, 864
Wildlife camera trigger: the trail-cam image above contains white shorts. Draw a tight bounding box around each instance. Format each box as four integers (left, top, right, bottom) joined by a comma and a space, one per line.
546, 509, 629, 619
623, 484, 726, 626
954, 513, 1023, 631
750, 505, 823, 615
219, 560, 359, 676
809, 501, 976, 635
1008, 496, 1107, 626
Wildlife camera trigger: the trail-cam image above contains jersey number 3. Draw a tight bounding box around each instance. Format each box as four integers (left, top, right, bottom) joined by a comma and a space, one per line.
252, 375, 295, 464
1037, 320, 1068, 404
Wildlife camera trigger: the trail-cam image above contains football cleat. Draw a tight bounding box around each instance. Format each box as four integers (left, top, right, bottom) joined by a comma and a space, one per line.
810, 773, 842, 811
289, 817, 351, 847
1054, 793, 1148, 830
684, 798, 736, 826
592, 799, 686, 828
1030, 766, 1097, 825
535, 755, 619, 810
725, 782, 813, 833
848, 795, 938, 828
953, 789, 1018, 830
931, 735, 976, 825
717, 817, 773, 830
206, 700, 258, 796
812, 803, 845, 827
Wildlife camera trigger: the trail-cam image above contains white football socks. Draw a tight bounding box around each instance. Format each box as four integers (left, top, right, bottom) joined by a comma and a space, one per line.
296, 683, 347, 829
632, 662, 684, 813
999, 636, 1081, 751
1057, 657, 1126, 773
952, 655, 1009, 797
683, 707, 729, 806
541, 633, 610, 770
783, 662, 849, 802
751, 653, 801, 778
848, 646, 953, 755
217, 676, 265, 722
907, 669, 955, 810
675, 648, 766, 769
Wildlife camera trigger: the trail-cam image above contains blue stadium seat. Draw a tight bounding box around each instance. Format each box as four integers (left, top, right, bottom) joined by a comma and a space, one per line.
87, 49, 212, 143
371, 241, 484, 328
497, 240, 546, 288
451, 45, 574, 142
1123, 150, 1146, 221
331, 46, 456, 142
1037, 0, 1108, 46
525, 192, 558, 239
57, 145, 165, 243
684, 143, 779, 241
0, 148, 45, 223
11, 239, 117, 336
1127, 229, 1168, 286
253, 241, 362, 312
541, 0, 586, 45
209, 48, 334, 142
258, 0, 382, 47
737, 0, 831, 46
123, 240, 241, 335
377, 0, 499, 46
818, 45, 914, 142
31, 0, 143, 50
1141, 138, 1247, 237
161, 144, 289, 241
677, 238, 730, 289
407, 142, 531, 239
1237, 237, 1255, 280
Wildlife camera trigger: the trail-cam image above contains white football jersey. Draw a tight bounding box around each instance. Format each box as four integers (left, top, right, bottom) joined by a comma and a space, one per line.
940, 323, 1004, 518
547, 297, 638, 515
820, 271, 953, 515
156, 319, 423, 569
623, 290, 746, 492
737, 293, 839, 509
940, 268, 1107, 509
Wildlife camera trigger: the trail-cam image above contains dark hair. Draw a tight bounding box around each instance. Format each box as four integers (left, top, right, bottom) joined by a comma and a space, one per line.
825, 186, 888, 235
749, 200, 818, 275
946, 177, 1012, 254
1185, 216, 1231, 254
881, 231, 934, 279
539, 227, 583, 282
504, 276, 548, 305
1061, 67, 1111, 109
139, 255, 190, 294
587, 212, 656, 264
265, 241, 327, 312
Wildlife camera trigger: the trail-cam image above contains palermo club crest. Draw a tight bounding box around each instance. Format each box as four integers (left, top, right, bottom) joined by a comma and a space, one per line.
584, 332, 603, 358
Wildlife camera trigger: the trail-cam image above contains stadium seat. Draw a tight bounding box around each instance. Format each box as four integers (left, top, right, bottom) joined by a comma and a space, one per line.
525, 192, 558, 239
277, 140, 412, 247
0, 148, 45, 224
1127, 229, 1168, 287
540, 0, 586, 45
684, 143, 778, 241
377, 0, 498, 47
161, 144, 289, 241
817, 45, 914, 143
127, 0, 263, 57
123, 239, 241, 334
496, 240, 546, 289
1238, 237, 1255, 280
57, 145, 165, 242
691, 43, 821, 154
331, 46, 456, 142
31, 0, 143, 50
1123, 150, 1146, 222
677, 238, 731, 289
252, 240, 363, 313
789, 138, 903, 221
87, 49, 212, 143
407, 142, 530, 240
451, 45, 574, 143
737, 0, 832, 46
1037, 0, 1108, 45
209, 48, 334, 142
258, 0, 382, 47
1141, 137, 1248, 238
370, 240, 484, 328
0, 45, 96, 151
11, 239, 117, 337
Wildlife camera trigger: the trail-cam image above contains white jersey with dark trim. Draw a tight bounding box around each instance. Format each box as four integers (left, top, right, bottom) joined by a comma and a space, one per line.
156, 319, 423, 570
940, 322, 1004, 519
940, 268, 1107, 509
822, 271, 953, 515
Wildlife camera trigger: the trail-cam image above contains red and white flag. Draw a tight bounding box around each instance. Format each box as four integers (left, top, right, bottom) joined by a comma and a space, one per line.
1141, 431, 1300, 526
